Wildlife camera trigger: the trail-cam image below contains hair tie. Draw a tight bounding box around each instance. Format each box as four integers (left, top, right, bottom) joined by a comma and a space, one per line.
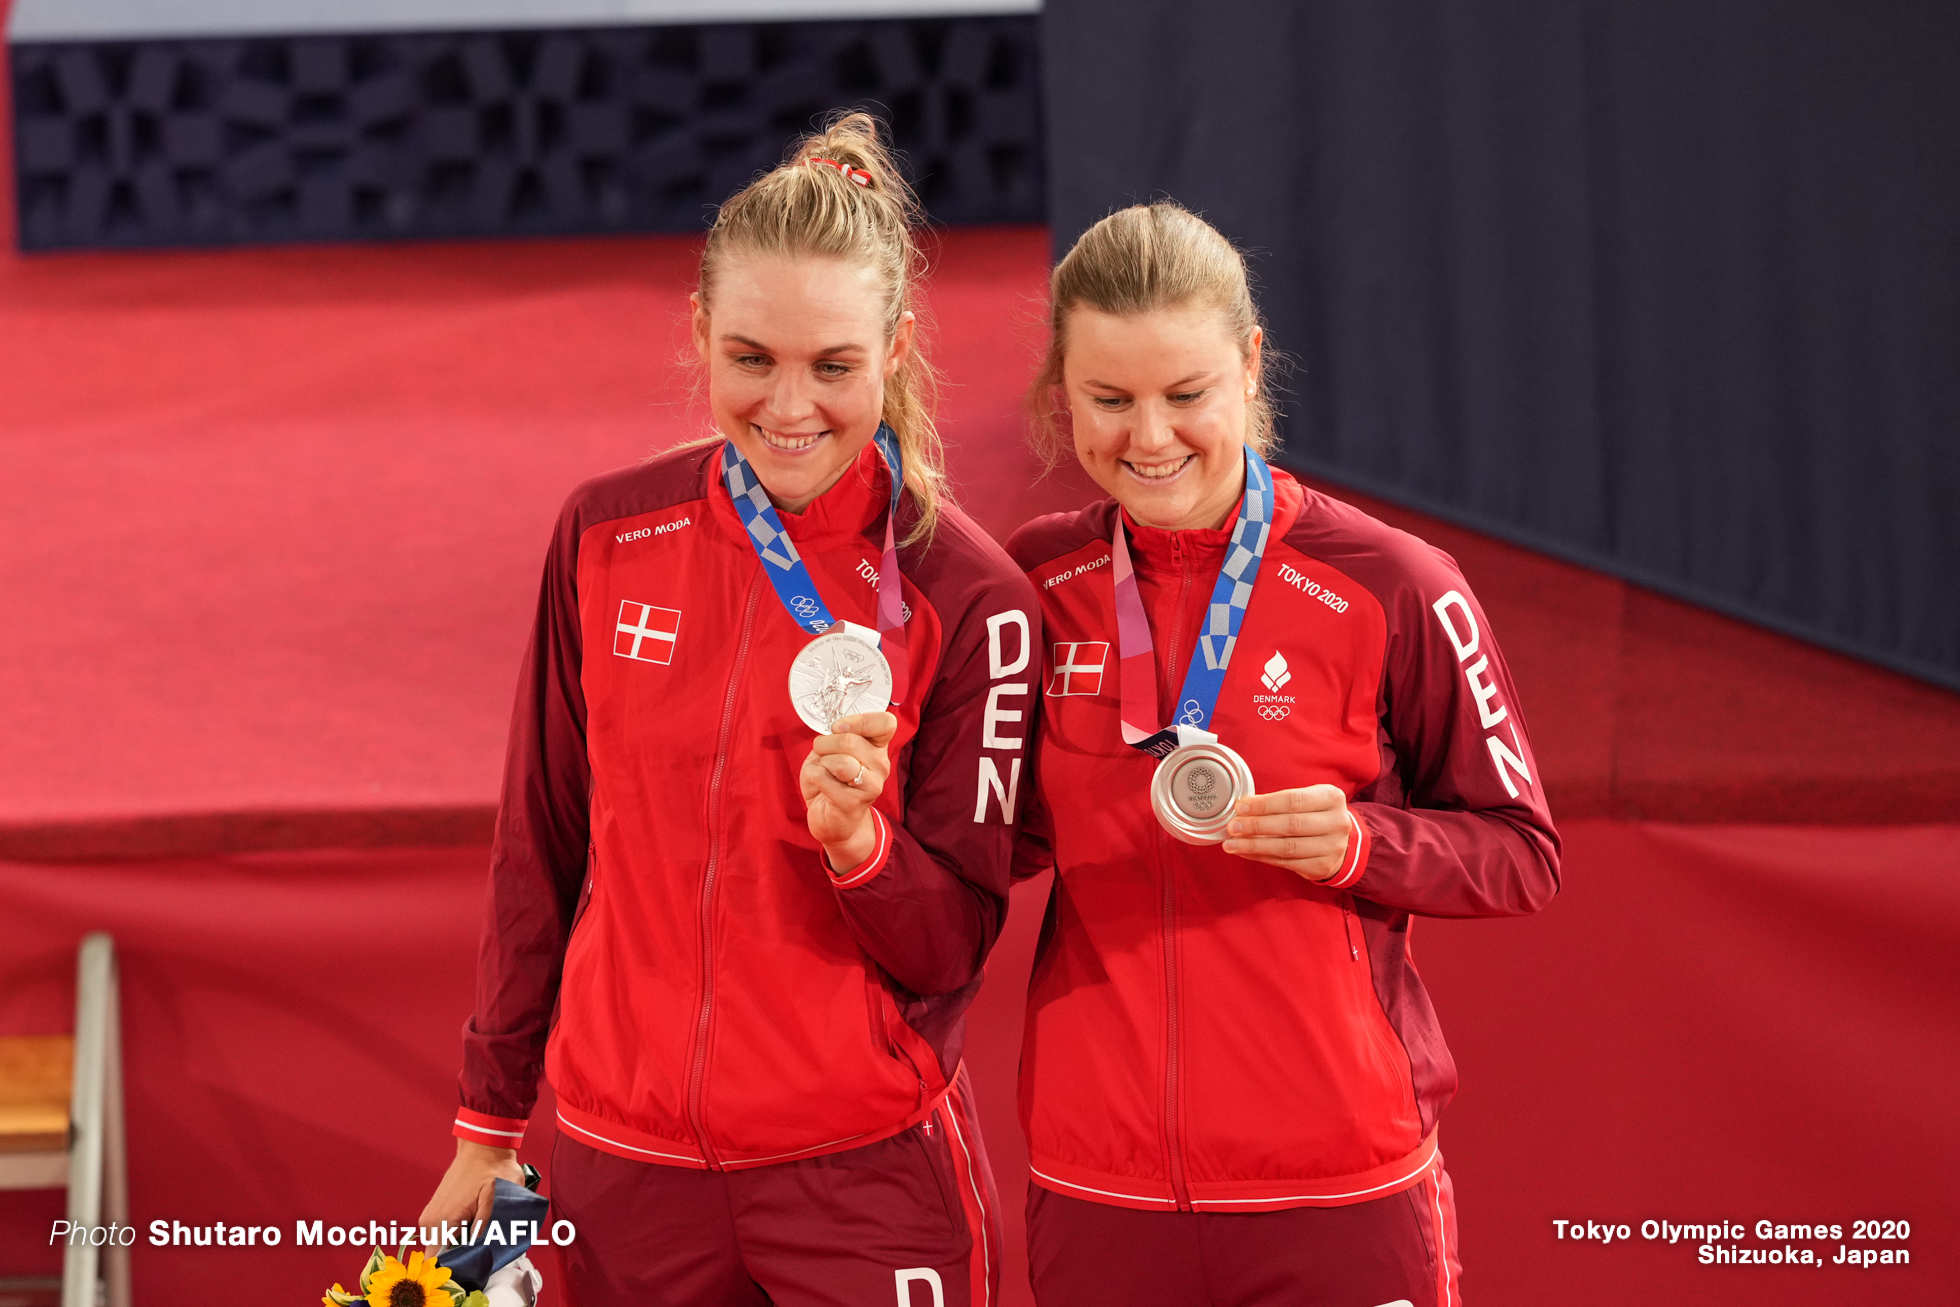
807, 156, 874, 188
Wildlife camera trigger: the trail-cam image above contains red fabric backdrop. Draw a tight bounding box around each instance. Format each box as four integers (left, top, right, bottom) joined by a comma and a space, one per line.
2, 821, 1956, 1304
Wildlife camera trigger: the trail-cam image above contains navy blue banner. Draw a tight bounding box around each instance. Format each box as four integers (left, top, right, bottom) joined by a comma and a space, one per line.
1042, 0, 1960, 690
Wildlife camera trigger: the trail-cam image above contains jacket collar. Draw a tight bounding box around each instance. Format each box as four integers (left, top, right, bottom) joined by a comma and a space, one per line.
706, 438, 890, 554
1121, 466, 1304, 574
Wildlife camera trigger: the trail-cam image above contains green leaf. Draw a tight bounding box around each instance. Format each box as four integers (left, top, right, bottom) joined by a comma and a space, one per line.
439, 1281, 465, 1303
461, 1294, 491, 1307
358, 1246, 386, 1293
327, 1288, 365, 1306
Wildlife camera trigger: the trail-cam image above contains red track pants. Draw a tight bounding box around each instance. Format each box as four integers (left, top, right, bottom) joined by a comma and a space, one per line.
549, 1075, 999, 1307
1026, 1157, 1461, 1307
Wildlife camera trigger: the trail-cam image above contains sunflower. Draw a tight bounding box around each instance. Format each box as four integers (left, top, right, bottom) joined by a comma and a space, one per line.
362, 1252, 454, 1307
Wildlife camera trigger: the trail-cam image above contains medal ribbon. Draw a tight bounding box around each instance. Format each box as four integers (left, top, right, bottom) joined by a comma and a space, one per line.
1112, 445, 1275, 758
720, 424, 910, 706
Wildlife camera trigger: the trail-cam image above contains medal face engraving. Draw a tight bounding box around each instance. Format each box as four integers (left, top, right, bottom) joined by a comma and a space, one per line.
1150, 741, 1255, 844
789, 630, 893, 733
1170, 758, 1226, 818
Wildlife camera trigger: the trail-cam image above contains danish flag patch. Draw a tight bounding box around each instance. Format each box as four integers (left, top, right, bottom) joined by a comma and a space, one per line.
1046, 641, 1110, 697
615, 601, 681, 664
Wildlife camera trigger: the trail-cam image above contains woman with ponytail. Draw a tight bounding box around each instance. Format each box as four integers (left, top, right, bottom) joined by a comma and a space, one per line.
417, 114, 1036, 1306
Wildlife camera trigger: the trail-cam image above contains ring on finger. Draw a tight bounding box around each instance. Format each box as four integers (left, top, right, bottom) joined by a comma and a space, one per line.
848, 761, 867, 788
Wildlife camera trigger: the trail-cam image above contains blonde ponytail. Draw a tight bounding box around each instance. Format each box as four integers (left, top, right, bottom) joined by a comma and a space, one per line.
698, 112, 947, 542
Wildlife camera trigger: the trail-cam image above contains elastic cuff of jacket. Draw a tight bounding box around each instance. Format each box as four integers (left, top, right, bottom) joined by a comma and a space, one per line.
453, 1107, 528, 1148
826, 809, 893, 889
1321, 810, 1370, 890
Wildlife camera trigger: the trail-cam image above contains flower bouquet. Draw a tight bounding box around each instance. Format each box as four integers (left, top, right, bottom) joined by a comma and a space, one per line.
321, 1180, 548, 1307
322, 1248, 486, 1307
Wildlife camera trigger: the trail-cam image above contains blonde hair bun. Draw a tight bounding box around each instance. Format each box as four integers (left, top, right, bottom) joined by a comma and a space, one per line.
698, 112, 945, 542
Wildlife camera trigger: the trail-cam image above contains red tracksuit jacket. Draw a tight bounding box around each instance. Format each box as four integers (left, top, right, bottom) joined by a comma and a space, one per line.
453, 441, 1041, 1170
1008, 469, 1560, 1212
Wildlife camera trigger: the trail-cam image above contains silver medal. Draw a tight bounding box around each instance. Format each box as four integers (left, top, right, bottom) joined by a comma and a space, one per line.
1149, 740, 1256, 844
788, 630, 893, 733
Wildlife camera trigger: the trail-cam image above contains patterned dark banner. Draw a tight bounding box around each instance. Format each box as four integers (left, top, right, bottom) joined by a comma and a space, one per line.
9, 17, 1044, 248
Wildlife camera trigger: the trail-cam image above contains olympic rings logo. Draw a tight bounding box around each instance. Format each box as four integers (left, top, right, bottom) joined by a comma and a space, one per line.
1257, 705, 1291, 721
1179, 700, 1205, 725
790, 595, 821, 619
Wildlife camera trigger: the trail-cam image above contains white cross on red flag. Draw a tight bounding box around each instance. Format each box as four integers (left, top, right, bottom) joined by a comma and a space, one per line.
615, 601, 681, 664
1046, 641, 1109, 697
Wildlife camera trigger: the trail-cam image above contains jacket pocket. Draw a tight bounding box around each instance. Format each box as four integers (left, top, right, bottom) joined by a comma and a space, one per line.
865, 969, 892, 1057
866, 966, 935, 1097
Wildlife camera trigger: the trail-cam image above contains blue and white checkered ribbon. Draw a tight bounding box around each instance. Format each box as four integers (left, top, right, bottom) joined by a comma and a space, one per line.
720, 424, 912, 704
1111, 444, 1274, 754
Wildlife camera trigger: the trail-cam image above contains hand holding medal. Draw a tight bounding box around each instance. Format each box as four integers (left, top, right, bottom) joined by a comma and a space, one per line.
1221, 784, 1354, 882
1112, 451, 1353, 876
1112, 445, 1275, 845
800, 710, 898, 868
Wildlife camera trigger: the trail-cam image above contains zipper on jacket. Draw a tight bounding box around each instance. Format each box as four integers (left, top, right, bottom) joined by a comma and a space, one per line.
1159, 531, 1194, 1211
1341, 894, 1361, 961
684, 573, 763, 1169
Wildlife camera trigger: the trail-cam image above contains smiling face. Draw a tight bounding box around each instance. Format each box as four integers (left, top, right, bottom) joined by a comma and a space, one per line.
1063, 303, 1262, 532
693, 253, 913, 513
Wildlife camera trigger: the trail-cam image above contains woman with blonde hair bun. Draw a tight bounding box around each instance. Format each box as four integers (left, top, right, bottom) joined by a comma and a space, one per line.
1008, 202, 1560, 1305
417, 113, 1039, 1306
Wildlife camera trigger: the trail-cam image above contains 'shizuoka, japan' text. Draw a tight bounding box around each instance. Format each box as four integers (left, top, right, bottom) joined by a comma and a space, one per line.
1551, 1218, 1911, 1268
